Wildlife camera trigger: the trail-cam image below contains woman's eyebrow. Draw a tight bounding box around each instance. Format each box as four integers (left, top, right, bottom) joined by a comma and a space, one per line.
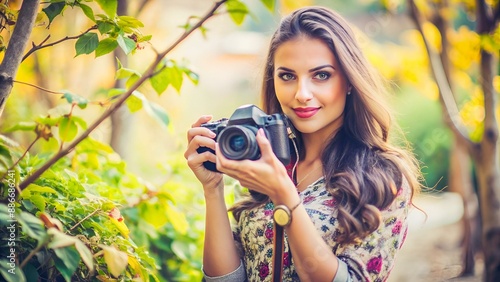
276, 65, 335, 72
309, 64, 335, 72
276, 66, 295, 72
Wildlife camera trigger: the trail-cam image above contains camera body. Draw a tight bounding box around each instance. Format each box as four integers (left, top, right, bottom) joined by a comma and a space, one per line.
197, 104, 291, 171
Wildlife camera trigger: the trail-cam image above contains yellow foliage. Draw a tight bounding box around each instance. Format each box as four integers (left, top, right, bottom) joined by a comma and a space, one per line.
448, 26, 480, 70
100, 244, 129, 278
454, 70, 473, 90
494, 76, 500, 93
165, 204, 189, 235
460, 87, 485, 129
109, 217, 130, 239
280, 0, 313, 14
422, 22, 442, 53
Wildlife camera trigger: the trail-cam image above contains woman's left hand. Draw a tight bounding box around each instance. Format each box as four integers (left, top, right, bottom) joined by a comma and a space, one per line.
215, 128, 295, 202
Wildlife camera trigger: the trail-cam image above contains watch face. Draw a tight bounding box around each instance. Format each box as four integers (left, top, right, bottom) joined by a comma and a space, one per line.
273, 208, 290, 226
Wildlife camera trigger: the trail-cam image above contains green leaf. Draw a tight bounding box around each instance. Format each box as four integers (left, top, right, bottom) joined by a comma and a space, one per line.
75, 32, 99, 56
167, 64, 184, 93
0, 259, 26, 282
126, 93, 143, 113
139, 202, 168, 228
42, 2, 65, 26
132, 92, 170, 127
117, 35, 136, 55
183, 68, 199, 85
36, 115, 61, 127
78, 3, 95, 22
21, 184, 57, 200
0, 144, 14, 171
53, 246, 80, 282
17, 212, 47, 242
95, 0, 117, 17
115, 58, 141, 79
260, 0, 275, 11
117, 15, 144, 28
150, 60, 184, 95
0, 204, 13, 226
71, 116, 88, 130
4, 121, 37, 132
138, 34, 152, 43
62, 91, 88, 109
126, 74, 141, 89
149, 65, 169, 95
226, 0, 249, 25
27, 194, 46, 212
59, 117, 78, 142
97, 21, 115, 35
115, 67, 140, 80
75, 240, 94, 272
95, 38, 118, 57
100, 244, 128, 278
47, 228, 78, 249
144, 100, 170, 127
22, 263, 38, 282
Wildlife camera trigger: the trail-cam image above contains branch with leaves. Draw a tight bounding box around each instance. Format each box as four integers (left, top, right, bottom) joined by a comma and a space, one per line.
407, 0, 473, 145
22, 25, 98, 62
18, 0, 229, 190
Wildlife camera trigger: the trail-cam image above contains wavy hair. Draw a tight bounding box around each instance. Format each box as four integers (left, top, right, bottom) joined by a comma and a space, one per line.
230, 6, 422, 244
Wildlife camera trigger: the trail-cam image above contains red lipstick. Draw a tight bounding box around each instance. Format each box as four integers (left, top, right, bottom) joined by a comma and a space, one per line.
293, 107, 319, 118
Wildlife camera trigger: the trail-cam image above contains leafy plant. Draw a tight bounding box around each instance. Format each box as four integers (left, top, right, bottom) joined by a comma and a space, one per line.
0, 0, 276, 281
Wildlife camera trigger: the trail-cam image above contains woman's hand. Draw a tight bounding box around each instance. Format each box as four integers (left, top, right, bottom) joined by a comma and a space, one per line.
216, 128, 295, 203
184, 116, 223, 193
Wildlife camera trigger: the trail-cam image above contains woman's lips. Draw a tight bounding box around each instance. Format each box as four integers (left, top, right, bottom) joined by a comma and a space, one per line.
293, 107, 319, 118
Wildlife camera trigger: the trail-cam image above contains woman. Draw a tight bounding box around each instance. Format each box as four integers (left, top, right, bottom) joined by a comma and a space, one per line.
184, 6, 421, 281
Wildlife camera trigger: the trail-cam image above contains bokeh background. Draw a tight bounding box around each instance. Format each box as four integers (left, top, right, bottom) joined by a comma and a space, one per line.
1, 0, 495, 281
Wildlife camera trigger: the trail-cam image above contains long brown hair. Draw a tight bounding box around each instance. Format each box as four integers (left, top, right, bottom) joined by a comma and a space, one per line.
230, 6, 422, 244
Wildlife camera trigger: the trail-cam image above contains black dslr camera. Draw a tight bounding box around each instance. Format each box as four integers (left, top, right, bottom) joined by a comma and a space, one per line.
197, 104, 291, 171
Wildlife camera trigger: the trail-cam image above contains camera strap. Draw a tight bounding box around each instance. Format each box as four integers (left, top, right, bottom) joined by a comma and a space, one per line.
272, 222, 285, 282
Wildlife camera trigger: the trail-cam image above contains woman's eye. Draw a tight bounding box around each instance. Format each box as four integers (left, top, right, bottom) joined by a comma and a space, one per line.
278, 73, 295, 81
314, 72, 331, 80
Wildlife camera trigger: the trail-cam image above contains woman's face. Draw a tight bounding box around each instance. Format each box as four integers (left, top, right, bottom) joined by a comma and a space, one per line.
273, 36, 349, 138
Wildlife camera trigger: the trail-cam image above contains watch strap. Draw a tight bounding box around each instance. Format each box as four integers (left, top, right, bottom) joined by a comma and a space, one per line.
272, 198, 301, 281
272, 221, 285, 282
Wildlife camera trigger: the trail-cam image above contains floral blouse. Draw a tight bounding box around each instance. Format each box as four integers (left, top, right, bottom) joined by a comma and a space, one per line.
231, 177, 411, 281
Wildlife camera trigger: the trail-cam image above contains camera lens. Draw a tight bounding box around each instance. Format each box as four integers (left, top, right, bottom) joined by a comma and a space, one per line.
218, 125, 260, 161
229, 135, 246, 152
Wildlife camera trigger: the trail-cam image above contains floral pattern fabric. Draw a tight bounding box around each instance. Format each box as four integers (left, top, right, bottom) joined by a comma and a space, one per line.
233, 177, 411, 281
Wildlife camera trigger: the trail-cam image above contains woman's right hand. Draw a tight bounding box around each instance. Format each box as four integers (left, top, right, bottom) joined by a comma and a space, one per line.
184, 115, 223, 193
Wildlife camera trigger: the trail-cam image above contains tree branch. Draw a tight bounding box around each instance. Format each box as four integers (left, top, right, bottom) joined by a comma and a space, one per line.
0, 0, 41, 117
13, 80, 65, 95
22, 25, 98, 62
407, 0, 472, 145
18, 0, 228, 190
476, 0, 498, 141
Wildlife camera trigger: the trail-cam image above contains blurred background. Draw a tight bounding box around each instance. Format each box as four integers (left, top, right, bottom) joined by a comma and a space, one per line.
1, 0, 496, 281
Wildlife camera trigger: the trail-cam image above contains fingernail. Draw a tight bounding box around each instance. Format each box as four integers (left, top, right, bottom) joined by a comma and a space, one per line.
258, 128, 265, 136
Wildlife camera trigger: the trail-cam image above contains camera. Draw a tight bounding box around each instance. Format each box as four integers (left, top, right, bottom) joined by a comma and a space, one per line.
197, 104, 291, 172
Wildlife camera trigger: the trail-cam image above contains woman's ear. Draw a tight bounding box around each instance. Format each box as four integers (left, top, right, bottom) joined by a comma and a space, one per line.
347, 85, 352, 95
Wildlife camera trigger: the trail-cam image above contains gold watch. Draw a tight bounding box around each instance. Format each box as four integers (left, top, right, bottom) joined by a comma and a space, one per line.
273, 199, 302, 227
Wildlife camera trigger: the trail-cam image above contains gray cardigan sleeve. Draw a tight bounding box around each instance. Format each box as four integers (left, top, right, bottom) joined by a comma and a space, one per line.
203, 260, 246, 282
333, 257, 353, 282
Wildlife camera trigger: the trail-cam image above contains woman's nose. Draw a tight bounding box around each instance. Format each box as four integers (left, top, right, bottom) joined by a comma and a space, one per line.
295, 79, 313, 103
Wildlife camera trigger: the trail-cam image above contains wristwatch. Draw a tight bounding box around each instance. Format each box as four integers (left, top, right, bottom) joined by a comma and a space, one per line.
273, 199, 302, 227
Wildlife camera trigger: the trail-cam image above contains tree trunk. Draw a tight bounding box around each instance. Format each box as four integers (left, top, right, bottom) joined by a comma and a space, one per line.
473, 50, 500, 282
449, 137, 481, 275
110, 0, 135, 159
433, 2, 481, 275
0, 0, 41, 117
